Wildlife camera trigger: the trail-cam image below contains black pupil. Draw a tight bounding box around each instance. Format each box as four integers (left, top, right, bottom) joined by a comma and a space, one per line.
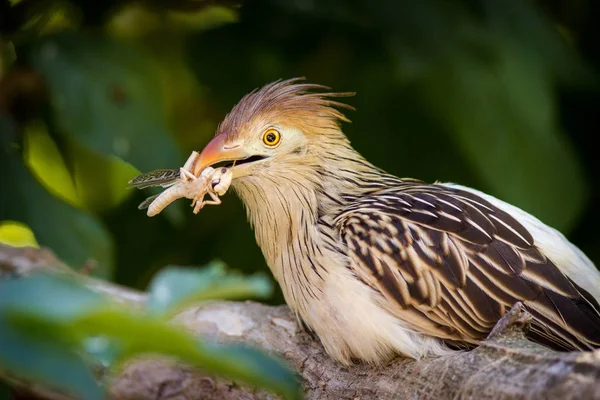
266, 132, 277, 143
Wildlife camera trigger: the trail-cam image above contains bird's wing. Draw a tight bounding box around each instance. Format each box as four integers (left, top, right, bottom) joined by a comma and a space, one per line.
335, 184, 600, 350
128, 169, 180, 190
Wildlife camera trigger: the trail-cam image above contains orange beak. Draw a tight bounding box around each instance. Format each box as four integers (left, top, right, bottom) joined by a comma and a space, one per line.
192, 132, 251, 176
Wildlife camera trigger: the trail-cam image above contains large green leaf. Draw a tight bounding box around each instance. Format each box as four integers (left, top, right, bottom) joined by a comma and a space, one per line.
0, 271, 300, 400
72, 309, 301, 400
24, 121, 140, 213
0, 273, 108, 322
201, 343, 301, 399
0, 274, 107, 400
147, 262, 273, 316
0, 320, 104, 400
0, 117, 115, 277
28, 31, 182, 172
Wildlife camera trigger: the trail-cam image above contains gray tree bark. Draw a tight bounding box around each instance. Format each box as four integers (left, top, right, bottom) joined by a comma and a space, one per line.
1, 244, 600, 400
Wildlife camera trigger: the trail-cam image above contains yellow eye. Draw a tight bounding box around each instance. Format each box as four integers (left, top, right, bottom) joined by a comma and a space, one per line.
262, 129, 281, 147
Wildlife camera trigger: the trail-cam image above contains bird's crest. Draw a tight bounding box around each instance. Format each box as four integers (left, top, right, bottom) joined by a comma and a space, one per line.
218, 78, 355, 138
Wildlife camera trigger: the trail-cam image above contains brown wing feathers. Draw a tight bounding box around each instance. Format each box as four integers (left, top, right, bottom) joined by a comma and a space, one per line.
337, 184, 600, 351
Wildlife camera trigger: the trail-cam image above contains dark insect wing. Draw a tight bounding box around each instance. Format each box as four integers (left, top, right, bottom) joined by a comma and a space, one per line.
335, 183, 600, 351
128, 169, 181, 189
130, 169, 181, 210
138, 194, 159, 210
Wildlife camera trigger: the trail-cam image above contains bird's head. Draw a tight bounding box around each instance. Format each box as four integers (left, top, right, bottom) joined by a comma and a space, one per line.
192, 78, 357, 183
191, 79, 383, 291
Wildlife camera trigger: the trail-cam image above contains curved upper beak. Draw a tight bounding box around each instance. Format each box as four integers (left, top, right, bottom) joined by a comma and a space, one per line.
192, 132, 251, 176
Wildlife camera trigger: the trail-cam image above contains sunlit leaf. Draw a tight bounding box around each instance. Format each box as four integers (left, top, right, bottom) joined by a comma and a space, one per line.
24, 121, 140, 213
1, 117, 115, 278
29, 32, 182, 172
166, 6, 238, 32
147, 262, 273, 315
0, 220, 39, 248
23, 120, 80, 207
107, 5, 237, 37
23, 119, 181, 222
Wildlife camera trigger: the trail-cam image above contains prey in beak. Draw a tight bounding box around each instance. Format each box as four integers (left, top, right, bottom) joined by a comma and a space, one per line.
129, 150, 234, 216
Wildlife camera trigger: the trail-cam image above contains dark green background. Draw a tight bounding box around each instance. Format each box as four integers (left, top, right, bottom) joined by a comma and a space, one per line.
1, 0, 599, 301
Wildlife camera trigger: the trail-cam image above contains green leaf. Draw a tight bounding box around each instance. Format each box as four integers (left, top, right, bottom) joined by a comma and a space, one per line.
71, 309, 301, 400
28, 31, 182, 172
0, 117, 115, 278
201, 343, 302, 400
107, 5, 238, 36
0, 272, 107, 322
24, 120, 141, 213
0, 318, 104, 400
0, 272, 299, 399
22, 120, 81, 207
147, 262, 273, 315
0, 220, 39, 248
0, 274, 106, 400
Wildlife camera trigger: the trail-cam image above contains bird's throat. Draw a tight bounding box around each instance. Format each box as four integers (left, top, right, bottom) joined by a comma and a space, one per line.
230, 146, 394, 313
232, 169, 330, 309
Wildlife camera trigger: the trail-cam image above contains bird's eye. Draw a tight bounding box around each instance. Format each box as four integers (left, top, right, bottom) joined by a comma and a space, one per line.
262, 129, 281, 147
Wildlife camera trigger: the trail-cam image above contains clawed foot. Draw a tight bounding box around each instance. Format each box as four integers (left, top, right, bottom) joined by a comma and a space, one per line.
486, 302, 533, 342
190, 167, 232, 214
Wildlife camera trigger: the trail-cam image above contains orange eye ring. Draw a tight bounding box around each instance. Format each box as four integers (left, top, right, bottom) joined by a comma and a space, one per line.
262, 129, 281, 147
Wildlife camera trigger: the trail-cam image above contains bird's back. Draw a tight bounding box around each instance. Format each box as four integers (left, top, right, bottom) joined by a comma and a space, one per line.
334, 181, 600, 351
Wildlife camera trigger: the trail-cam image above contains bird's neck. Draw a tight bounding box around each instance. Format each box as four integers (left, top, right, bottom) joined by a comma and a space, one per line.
232, 162, 324, 312
231, 143, 395, 312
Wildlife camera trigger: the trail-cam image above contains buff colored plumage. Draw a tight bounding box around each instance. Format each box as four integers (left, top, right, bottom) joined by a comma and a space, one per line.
188, 78, 600, 364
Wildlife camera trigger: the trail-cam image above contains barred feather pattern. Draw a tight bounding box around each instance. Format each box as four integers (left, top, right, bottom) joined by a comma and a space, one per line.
335, 183, 600, 351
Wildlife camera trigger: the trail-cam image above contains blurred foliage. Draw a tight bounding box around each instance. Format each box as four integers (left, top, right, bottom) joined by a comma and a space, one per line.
147, 262, 272, 315
0, 220, 39, 247
2, 117, 116, 278
0, 0, 598, 284
0, 266, 300, 399
1, 0, 600, 394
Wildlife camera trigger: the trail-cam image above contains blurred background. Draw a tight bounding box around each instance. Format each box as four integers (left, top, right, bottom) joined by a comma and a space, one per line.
1, 0, 599, 300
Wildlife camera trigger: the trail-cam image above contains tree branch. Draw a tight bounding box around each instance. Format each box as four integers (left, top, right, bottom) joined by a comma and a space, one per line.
2, 244, 600, 400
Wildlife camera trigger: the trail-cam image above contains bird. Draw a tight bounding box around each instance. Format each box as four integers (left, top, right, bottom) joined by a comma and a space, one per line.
189, 78, 600, 365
